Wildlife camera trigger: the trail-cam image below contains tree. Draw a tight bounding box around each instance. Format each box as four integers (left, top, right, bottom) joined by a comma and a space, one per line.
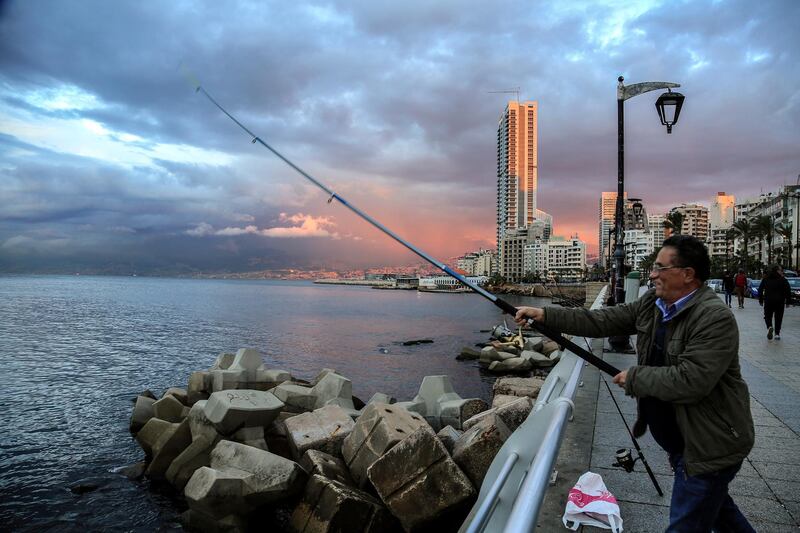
710, 256, 728, 278
725, 227, 738, 271
487, 272, 506, 286
775, 221, 794, 269
639, 249, 659, 275
752, 215, 775, 269
731, 219, 754, 272
664, 210, 684, 236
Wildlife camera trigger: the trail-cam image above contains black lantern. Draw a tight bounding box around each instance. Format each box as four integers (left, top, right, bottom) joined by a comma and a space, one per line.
655, 89, 685, 133
632, 200, 643, 218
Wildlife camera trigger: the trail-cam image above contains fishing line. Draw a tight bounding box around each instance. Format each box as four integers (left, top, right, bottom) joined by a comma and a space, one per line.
186, 72, 621, 377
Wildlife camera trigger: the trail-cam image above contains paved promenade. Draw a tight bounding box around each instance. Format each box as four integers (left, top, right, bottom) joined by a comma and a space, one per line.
538, 295, 800, 532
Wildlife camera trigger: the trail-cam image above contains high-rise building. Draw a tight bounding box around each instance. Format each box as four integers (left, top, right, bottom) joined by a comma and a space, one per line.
599, 192, 622, 268
523, 235, 587, 282
648, 213, 666, 247
497, 101, 538, 252
598, 192, 650, 268
672, 204, 710, 241
456, 248, 495, 276
501, 227, 535, 283
708, 192, 736, 261
710, 192, 735, 229
624, 229, 655, 270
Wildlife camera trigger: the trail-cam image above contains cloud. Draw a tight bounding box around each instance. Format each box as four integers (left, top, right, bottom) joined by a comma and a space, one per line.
0, 0, 798, 271
186, 222, 215, 237
187, 213, 339, 239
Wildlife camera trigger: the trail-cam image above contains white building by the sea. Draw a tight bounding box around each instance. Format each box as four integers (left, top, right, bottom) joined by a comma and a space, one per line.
418, 275, 489, 290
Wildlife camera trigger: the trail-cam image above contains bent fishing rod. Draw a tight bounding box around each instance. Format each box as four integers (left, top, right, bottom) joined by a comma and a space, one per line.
189, 79, 621, 378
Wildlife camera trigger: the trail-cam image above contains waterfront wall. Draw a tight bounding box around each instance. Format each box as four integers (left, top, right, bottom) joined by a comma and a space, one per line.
313, 279, 394, 287
486, 283, 586, 300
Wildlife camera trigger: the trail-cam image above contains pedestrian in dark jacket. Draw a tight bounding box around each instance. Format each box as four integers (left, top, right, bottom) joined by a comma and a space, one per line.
722, 270, 735, 308
516, 235, 755, 532
759, 264, 792, 340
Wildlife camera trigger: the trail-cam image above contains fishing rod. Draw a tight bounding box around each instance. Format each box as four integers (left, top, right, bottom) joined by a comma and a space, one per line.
602, 376, 664, 496
188, 78, 621, 378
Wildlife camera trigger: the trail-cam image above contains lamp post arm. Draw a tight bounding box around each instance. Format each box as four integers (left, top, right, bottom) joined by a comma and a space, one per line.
619, 81, 681, 101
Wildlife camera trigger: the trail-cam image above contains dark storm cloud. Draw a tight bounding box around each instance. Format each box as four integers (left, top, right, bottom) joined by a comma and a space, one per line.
1, 0, 798, 270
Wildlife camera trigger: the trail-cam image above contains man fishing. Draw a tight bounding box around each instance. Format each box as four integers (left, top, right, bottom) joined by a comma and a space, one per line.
515, 235, 755, 532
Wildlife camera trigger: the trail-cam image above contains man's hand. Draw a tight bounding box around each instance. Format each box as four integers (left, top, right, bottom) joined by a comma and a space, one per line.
612, 370, 628, 387
515, 306, 544, 325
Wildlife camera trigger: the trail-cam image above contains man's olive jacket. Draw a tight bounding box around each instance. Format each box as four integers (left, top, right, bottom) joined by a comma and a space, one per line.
544, 286, 754, 476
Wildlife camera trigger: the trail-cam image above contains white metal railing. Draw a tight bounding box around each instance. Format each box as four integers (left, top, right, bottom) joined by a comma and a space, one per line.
460, 285, 608, 533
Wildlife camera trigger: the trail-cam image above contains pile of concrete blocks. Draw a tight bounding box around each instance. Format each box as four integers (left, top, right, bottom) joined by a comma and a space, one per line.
184, 440, 307, 528
271, 370, 360, 417
129, 354, 536, 532
491, 376, 546, 407
393, 375, 488, 431
187, 349, 293, 404
479, 335, 565, 373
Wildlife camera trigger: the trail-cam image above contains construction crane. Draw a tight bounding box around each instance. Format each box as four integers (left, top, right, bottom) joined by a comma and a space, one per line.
487, 87, 521, 102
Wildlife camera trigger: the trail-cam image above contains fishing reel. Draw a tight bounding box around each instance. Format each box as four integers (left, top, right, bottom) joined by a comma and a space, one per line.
612, 448, 638, 473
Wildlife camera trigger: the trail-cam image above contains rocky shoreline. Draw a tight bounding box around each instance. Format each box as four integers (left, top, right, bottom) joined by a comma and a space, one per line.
127, 327, 565, 532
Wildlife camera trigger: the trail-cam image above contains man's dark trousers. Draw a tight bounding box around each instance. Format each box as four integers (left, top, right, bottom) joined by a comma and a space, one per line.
763, 301, 784, 334
667, 454, 754, 532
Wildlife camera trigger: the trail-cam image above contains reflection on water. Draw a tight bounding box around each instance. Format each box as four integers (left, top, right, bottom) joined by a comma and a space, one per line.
0, 275, 547, 530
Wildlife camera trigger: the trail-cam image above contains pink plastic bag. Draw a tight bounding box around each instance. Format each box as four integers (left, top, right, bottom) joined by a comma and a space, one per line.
562, 472, 623, 532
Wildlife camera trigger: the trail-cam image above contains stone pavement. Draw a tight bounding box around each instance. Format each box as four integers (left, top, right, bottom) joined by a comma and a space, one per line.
538, 295, 800, 532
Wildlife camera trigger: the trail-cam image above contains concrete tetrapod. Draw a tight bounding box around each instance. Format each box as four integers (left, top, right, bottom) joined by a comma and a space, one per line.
492, 376, 545, 400
211, 349, 293, 393
130, 395, 156, 433
184, 440, 307, 520
341, 403, 428, 490
272, 372, 358, 416
462, 396, 533, 433
298, 450, 355, 487
146, 418, 193, 480
451, 412, 512, 488
152, 393, 187, 423
290, 474, 398, 533
394, 375, 488, 431
367, 425, 475, 532
187, 371, 212, 406
203, 389, 283, 435
284, 404, 355, 460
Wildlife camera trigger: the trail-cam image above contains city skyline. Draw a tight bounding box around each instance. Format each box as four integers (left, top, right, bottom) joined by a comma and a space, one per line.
1, 1, 799, 274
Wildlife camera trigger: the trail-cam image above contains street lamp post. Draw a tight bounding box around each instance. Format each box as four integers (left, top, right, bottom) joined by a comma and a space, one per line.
793, 188, 800, 272
609, 76, 684, 353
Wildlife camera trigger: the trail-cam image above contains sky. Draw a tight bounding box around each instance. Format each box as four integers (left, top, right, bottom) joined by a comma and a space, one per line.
1, 0, 799, 273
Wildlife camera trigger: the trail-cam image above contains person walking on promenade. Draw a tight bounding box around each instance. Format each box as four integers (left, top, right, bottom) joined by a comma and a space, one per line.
722, 270, 735, 308
759, 264, 792, 340
734, 268, 748, 309
515, 235, 755, 532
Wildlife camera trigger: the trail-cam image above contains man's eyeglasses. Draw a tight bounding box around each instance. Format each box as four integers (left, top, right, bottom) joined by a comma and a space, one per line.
651, 264, 686, 272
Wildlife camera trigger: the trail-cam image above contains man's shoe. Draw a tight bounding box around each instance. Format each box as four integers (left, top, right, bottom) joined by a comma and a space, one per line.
768, 327, 774, 340
775, 334, 781, 340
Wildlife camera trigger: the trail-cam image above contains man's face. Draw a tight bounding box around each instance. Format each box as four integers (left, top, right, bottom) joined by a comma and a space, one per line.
649, 247, 693, 303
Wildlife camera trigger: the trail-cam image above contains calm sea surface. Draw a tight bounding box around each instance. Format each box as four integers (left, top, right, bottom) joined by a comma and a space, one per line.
0, 275, 546, 531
